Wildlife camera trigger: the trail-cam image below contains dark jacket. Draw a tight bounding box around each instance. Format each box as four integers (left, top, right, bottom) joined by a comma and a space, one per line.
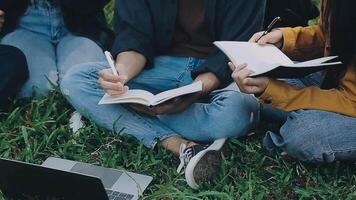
0, 45, 28, 109
0, 0, 115, 50
112, 0, 266, 87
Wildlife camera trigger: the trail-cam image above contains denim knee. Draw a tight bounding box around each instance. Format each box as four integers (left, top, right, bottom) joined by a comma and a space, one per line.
271, 111, 338, 163
204, 91, 259, 140
60, 62, 105, 96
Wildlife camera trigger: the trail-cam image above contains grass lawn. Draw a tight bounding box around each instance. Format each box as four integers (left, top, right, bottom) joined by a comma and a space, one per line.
2, 0, 356, 199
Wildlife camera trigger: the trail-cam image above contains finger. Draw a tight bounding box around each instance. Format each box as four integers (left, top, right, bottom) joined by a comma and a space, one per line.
105, 89, 126, 97
228, 62, 236, 71
231, 64, 248, 78
99, 69, 127, 83
235, 63, 248, 72
98, 78, 124, 91
257, 35, 270, 45
237, 69, 255, 81
248, 32, 264, 43
0, 10, 5, 16
249, 85, 265, 94
257, 31, 280, 45
99, 69, 120, 82
243, 77, 265, 86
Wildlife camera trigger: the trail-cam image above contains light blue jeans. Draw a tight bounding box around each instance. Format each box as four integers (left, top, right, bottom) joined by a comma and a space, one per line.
1, 0, 105, 97
61, 56, 260, 148
262, 72, 356, 163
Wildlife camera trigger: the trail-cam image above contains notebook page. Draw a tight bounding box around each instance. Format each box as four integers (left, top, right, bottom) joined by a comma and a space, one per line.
214, 42, 294, 75
291, 56, 340, 67
152, 81, 203, 106
99, 90, 155, 105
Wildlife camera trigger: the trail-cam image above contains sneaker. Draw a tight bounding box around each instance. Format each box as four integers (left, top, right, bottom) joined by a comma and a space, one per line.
177, 138, 226, 189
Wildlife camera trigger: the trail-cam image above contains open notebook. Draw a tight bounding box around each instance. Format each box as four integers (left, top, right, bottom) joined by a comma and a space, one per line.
215, 41, 343, 78
99, 81, 203, 107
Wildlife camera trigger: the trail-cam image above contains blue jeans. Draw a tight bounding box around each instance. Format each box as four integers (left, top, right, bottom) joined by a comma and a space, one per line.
1, 0, 105, 97
61, 56, 260, 148
262, 72, 356, 163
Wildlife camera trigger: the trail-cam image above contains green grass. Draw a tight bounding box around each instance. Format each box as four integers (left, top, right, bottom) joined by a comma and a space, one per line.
1, 89, 356, 200
3, 0, 356, 199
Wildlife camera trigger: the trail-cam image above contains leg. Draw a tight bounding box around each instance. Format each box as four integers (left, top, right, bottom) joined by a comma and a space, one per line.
61, 57, 225, 189
263, 110, 356, 163
60, 61, 178, 149
285, 71, 325, 88
0, 45, 28, 107
56, 34, 106, 82
158, 91, 261, 142
1, 29, 57, 97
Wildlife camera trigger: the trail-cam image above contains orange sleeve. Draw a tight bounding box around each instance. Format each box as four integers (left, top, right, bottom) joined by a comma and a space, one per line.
258, 25, 356, 117
259, 68, 356, 117
281, 25, 326, 61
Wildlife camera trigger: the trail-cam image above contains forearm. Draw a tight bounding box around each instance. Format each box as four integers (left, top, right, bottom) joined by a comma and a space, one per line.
281, 25, 325, 61
195, 72, 221, 95
115, 51, 146, 82
259, 78, 356, 117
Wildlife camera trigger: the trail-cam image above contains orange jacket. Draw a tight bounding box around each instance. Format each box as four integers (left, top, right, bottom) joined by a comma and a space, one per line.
259, 24, 356, 117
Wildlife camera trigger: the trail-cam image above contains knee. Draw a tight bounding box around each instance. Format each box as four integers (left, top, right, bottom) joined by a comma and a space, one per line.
280, 112, 336, 163
205, 92, 259, 140
61, 62, 99, 87
60, 62, 105, 98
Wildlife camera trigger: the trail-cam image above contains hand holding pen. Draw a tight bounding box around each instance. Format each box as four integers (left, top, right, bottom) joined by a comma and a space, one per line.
249, 17, 283, 48
98, 51, 129, 96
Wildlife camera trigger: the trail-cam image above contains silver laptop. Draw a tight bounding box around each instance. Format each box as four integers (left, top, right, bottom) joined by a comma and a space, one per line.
42, 157, 153, 200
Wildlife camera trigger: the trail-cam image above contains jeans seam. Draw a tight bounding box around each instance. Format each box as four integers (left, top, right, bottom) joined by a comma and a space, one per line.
127, 107, 175, 147
176, 57, 195, 85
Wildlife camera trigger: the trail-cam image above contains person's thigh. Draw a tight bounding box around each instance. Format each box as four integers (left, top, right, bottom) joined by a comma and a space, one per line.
263, 110, 356, 163
1, 29, 56, 97
0, 45, 28, 106
56, 34, 106, 82
127, 56, 195, 94
158, 91, 261, 142
61, 61, 176, 148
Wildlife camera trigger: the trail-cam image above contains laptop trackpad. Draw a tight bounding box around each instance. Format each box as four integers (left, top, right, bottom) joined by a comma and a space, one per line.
70, 163, 122, 188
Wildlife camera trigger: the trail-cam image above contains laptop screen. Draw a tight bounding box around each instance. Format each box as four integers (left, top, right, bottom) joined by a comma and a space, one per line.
70, 163, 122, 188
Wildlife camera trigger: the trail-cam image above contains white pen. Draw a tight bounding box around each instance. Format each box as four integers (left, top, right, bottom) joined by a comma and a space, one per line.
104, 51, 119, 76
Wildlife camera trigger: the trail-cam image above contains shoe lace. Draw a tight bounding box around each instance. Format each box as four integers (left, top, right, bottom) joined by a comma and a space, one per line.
177, 144, 193, 174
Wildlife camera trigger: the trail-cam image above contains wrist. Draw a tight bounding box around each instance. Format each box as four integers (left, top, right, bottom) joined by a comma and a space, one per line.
195, 72, 220, 94
115, 63, 130, 83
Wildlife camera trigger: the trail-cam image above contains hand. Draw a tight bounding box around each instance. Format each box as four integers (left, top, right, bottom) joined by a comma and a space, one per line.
249, 29, 284, 49
98, 69, 129, 96
229, 62, 269, 95
195, 72, 220, 95
0, 10, 5, 30
130, 92, 202, 116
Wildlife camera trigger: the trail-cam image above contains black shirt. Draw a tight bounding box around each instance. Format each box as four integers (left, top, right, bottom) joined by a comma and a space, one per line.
112, 0, 266, 87
168, 0, 214, 59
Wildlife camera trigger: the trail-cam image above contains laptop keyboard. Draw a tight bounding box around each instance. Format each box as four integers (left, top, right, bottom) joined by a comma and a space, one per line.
106, 190, 134, 200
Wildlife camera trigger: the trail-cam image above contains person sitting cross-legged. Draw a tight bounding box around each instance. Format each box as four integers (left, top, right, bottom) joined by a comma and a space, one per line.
229, 0, 356, 163
61, 0, 266, 189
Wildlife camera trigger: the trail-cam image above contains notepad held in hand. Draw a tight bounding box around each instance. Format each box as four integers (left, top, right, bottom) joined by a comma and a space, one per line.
99, 81, 203, 106
215, 41, 343, 78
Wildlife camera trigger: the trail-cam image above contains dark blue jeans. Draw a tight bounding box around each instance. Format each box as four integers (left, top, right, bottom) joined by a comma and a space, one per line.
0, 45, 28, 108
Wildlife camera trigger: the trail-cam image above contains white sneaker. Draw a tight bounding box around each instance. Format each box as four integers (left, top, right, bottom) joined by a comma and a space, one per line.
177, 138, 226, 189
